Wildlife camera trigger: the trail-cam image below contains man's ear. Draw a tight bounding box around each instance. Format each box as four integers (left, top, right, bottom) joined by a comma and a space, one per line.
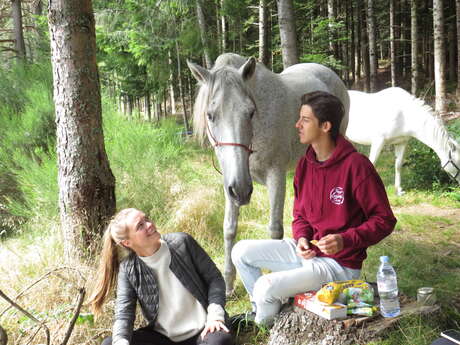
321, 121, 332, 133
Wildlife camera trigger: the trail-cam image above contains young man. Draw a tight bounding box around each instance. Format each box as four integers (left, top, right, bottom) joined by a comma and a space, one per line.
231, 91, 397, 326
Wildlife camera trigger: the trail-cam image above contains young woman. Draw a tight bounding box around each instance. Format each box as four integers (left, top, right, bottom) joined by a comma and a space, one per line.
88, 208, 233, 345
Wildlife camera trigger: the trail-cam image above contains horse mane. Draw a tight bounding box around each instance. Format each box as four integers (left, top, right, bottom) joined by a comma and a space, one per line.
192, 54, 257, 145
407, 93, 457, 152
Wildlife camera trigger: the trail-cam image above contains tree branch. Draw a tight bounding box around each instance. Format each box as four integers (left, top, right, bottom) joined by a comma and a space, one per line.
0, 289, 50, 345
60, 288, 86, 345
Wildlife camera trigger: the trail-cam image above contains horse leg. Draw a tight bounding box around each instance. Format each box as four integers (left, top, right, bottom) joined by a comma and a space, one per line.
394, 142, 408, 196
266, 168, 286, 240
223, 188, 240, 296
368, 138, 385, 165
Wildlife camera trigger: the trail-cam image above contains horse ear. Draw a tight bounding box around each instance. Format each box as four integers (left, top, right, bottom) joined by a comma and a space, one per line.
187, 60, 210, 84
239, 57, 256, 81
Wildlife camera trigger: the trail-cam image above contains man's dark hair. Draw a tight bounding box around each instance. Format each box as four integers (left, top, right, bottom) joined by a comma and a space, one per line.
300, 91, 345, 141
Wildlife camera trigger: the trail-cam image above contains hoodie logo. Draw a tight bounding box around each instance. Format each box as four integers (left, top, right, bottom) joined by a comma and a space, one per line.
330, 187, 344, 205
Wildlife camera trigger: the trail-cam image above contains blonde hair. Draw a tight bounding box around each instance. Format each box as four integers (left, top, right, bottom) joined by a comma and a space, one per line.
87, 208, 137, 316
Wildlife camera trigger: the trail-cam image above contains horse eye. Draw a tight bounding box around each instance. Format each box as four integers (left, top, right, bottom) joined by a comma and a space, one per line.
207, 112, 214, 121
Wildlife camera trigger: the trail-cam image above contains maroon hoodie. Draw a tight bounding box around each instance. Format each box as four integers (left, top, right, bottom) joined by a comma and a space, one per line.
292, 135, 397, 269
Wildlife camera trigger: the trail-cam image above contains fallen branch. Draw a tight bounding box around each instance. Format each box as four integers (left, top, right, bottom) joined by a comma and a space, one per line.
60, 287, 86, 345
0, 289, 50, 345
0, 266, 86, 318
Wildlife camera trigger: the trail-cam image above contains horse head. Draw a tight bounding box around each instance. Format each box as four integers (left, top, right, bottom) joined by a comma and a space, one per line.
443, 137, 460, 184
187, 57, 257, 206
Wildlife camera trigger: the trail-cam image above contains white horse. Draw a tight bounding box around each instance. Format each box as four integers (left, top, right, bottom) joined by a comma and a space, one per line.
347, 87, 460, 195
187, 53, 350, 294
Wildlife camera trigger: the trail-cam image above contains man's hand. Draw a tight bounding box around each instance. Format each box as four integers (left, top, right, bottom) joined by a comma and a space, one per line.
200, 320, 229, 339
296, 237, 316, 260
317, 234, 344, 255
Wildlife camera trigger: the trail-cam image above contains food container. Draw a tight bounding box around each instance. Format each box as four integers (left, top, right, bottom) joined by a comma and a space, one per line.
417, 287, 436, 306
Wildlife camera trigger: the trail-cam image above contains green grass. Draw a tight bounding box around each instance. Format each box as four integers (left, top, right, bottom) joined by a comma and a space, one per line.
0, 79, 459, 344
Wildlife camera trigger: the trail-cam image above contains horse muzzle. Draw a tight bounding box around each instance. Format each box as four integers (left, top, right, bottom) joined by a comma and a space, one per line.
227, 182, 253, 206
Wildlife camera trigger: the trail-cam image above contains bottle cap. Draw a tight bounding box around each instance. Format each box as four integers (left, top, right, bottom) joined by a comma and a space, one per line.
380, 256, 389, 263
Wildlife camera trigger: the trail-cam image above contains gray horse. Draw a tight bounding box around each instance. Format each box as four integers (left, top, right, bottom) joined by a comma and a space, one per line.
187, 53, 350, 294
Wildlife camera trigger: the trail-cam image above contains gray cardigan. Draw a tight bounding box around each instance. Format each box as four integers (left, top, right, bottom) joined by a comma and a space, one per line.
112, 232, 226, 344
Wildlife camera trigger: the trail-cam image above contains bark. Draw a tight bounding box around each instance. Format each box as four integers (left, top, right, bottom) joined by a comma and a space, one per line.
216, 0, 221, 53
196, 0, 212, 69
327, 0, 335, 53
390, 0, 397, 86
349, 0, 356, 85
48, 0, 116, 260
433, 0, 448, 112
259, 0, 270, 67
411, 0, 419, 95
276, 0, 299, 68
400, 0, 408, 77
448, 22, 455, 82
176, 40, 190, 133
361, 1, 370, 91
366, 0, 377, 92
221, 0, 226, 52
145, 93, 151, 121
168, 50, 176, 115
11, 0, 26, 60
457, 0, 460, 98
355, 0, 362, 80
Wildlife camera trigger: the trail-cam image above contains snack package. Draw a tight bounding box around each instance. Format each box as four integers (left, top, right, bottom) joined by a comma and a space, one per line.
317, 280, 369, 304
347, 306, 378, 316
342, 284, 374, 306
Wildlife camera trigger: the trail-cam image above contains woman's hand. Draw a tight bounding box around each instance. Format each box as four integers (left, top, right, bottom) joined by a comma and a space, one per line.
296, 237, 316, 260
200, 320, 229, 339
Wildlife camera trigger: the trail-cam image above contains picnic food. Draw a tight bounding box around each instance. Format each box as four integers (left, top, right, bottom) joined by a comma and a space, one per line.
317, 280, 369, 304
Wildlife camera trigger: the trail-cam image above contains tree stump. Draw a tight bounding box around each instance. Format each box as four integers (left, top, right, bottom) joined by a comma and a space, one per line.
268, 296, 441, 345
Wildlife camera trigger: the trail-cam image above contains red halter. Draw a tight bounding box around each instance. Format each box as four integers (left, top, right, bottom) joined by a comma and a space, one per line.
206, 121, 254, 175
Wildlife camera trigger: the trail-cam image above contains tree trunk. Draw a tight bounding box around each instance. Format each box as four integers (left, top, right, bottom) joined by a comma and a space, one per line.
11, 0, 26, 60
146, 93, 151, 121
366, 0, 377, 92
168, 50, 176, 115
448, 22, 456, 82
176, 40, 190, 133
327, 0, 335, 54
433, 0, 448, 112
216, 0, 221, 53
349, 0, 356, 85
221, 0, 227, 52
400, 0, 408, 77
390, 0, 397, 86
355, 0, 362, 80
276, 0, 299, 68
259, 0, 270, 67
196, 0, 212, 69
411, 0, 419, 95
48, 0, 116, 261
457, 0, 460, 98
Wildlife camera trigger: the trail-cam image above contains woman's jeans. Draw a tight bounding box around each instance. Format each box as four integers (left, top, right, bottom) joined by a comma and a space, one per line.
102, 326, 234, 345
231, 238, 361, 325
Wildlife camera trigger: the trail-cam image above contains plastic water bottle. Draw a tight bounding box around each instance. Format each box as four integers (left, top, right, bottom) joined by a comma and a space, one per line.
376, 256, 401, 317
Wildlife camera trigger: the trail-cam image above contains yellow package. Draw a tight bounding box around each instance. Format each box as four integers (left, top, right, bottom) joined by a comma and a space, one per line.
317, 280, 368, 304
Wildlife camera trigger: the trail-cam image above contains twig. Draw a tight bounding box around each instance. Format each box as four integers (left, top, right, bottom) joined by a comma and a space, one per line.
24, 325, 42, 345
0, 289, 50, 345
0, 266, 86, 318
60, 287, 86, 345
